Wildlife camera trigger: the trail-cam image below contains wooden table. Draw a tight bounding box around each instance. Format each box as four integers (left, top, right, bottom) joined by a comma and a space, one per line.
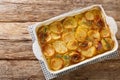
0, 0, 120, 80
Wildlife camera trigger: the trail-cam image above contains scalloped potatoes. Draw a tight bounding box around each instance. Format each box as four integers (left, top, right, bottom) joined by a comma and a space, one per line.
37, 7, 114, 71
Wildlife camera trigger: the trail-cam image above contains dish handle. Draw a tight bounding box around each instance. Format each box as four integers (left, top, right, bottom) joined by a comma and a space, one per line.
106, 16, 118, 34
32, 41, 44, 61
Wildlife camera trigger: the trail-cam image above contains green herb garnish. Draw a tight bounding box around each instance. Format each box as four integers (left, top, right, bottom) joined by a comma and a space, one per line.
103, 38, 111, 49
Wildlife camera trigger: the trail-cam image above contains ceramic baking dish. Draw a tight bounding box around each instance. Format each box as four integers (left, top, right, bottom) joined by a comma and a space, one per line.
32, 5, 118, 74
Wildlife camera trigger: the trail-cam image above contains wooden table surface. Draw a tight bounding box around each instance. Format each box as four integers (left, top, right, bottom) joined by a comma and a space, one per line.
0, 0, 120, 80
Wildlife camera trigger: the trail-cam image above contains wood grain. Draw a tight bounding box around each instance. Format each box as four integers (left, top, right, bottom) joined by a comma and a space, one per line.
0, 0, 119, 22
0, 60, 120, 80
0, 60, 44, 80
0, 22, 34, 40
0, 40, 35, 60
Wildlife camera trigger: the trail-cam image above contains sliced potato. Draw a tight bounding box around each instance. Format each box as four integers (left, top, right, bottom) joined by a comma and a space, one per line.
38, 26, 52, 43
62, 54, 71, 67
75, 27, 87, 42
50, 58, 64, 70
45, 32, 52, 42
49, 21, 63, 34
62, 32, 75, 43
75, 14, 83, 25
51, 33, 61, 40
92, 39, 99, 48
69, 51, 82, 63
79, 41, 92, 50
105, 38, 114, 49
63, 17, 77, 28
81, 46, 96, 57
85, 11, 94, 20
78, 17, 87, 25
67, 40, 78, 50
101, 39, 109, 50
92, 9, 101, 23
53, 41, 68, 54
75, 14, 83, 21
88, 30, 100, 41
101, 38, 114, 50
100, 26, 110, 38
43, 44, 55, 57
77, 24, 89, 32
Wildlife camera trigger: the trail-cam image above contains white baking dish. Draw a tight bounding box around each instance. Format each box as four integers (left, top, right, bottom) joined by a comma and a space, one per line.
32, 5, 118, 74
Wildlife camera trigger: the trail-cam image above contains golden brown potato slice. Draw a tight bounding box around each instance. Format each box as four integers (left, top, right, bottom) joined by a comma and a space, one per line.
62, 32, 75, 43
38, 26, 52, 43
39, 32, 51, 43
75, 14, 83, 21
92, 9, 101, 23
88, 30, 100, 41
75, 27, 87, 42
67, 40, 78, 50
51, 33, 61, 40
81, 46, 96, 57
85, 11, 94, 20
100, 26, 110, 38
43, 44, 55, 57
45, 33, 52, 42
75, 14, 84, 25
101, 38, 114, 51
49, 21, 63, 34
69, 51, 83, 63
50, 58, 64, 70
77, 24, 89, 32
63, 17, 77, 28
53, 41, 68, 54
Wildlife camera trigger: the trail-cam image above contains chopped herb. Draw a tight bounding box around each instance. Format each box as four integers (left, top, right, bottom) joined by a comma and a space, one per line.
63, 55, 70, 60
56, 54, 62, 58
42, 26, 48, 42
103, 38, 111, 49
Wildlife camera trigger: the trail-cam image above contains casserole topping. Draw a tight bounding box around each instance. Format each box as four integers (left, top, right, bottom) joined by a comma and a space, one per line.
37, 7, 114, 71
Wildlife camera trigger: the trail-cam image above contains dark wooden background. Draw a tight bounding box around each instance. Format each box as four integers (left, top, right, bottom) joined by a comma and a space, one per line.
0, 0, 120, 80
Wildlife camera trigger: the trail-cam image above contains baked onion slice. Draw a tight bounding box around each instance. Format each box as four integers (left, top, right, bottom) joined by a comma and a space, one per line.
63, 17, 77, 28
43, 44, 55, 57
79, 41, 92, 50
50, 58, 64, 70
53, 41, 68, 54
81, 46, 96, 57
49, 21, 63, 34
69, 51, 82, 63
